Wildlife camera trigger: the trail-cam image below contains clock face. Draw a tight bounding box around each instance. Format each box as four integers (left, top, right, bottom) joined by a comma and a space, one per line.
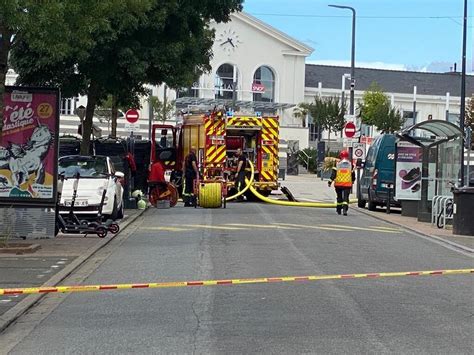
216, 28, 241, 54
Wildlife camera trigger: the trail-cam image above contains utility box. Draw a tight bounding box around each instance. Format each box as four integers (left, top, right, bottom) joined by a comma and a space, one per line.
452, 187, 474, 236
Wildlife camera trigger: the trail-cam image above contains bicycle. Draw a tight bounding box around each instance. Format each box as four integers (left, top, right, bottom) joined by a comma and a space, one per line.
437, 197, 453, 229
436, 181, 456, 229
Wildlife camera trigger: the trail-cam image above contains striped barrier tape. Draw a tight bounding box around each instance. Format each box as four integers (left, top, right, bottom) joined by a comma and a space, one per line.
1, 269, 472, 296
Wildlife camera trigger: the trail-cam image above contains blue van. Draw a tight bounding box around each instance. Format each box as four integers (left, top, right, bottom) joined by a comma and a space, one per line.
358, 134, 400, 210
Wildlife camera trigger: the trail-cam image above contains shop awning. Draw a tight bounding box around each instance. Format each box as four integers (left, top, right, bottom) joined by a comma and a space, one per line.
401, 119, 463, 141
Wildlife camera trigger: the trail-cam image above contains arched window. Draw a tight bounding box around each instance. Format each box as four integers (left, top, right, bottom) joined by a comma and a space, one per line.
253, 66, 275, 102
215, 64, 236, 100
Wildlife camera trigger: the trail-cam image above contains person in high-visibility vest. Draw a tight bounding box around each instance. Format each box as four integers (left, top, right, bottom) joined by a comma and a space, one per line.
328, 150, 355, 215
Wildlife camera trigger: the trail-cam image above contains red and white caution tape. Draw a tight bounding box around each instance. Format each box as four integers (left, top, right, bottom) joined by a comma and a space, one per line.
1, 269, 472, 296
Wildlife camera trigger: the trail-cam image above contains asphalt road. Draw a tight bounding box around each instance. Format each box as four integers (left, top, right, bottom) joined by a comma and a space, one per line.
2, 202, 474, 354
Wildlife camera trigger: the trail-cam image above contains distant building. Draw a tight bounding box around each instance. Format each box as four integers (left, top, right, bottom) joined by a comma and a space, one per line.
5, 12, 474, 149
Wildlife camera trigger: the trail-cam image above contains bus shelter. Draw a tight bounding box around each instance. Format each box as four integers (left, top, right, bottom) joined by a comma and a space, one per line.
396, 120, 463, 222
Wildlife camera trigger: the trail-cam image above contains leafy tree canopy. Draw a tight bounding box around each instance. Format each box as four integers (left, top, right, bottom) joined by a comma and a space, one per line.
294, 95, 345, 134
358, 81, 403, 133
10, 0, 243, 152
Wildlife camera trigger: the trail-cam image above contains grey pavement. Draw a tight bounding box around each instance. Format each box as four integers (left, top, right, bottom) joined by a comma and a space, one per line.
2, 195, 473, 354
279, 174, 474, 251
0, 209, 143, 324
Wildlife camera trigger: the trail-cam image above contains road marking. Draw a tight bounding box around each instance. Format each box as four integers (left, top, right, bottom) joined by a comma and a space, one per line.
180, 224, 247, 231
368, 226, 401, 231
225, 223, 300, 230
273, 223, 354, 232
140, 227, 192, 232
320, 224, 402, 234
2, 269, 471, 296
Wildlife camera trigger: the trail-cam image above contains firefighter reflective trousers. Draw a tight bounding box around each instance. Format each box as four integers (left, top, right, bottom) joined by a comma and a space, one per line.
335, 187, 351, 213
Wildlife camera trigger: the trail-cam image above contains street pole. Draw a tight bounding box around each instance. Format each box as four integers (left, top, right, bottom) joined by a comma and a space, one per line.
329, 5, 356, 116
413, 86, 417, 126
445, 92, 450, 121
459, 0, 468, 187
341, 74, 346, 112
148, 93, 153, 141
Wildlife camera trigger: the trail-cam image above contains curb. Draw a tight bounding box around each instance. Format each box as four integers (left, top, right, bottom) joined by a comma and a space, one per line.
0, 209, 146, 334
354, 207, 474, 254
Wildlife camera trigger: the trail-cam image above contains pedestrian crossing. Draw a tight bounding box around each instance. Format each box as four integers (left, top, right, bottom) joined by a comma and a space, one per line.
139, 223, 402, 234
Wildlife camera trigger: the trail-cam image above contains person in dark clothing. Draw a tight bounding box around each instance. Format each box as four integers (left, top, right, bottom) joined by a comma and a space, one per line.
328, 150, 356, 216
234, 148, 247, 201
183, 147, 199, 206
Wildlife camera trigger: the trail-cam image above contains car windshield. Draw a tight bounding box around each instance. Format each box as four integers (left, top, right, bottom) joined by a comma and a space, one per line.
59, 157, 108, 178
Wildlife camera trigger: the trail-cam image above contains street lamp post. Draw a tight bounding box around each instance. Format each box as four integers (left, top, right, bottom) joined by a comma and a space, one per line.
459, 0, 468, 186
329, 4, 356, 116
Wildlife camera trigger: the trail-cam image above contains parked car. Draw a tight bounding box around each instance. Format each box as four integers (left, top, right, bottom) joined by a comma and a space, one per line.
58, 155, 124, 220
358, 134, 400, 211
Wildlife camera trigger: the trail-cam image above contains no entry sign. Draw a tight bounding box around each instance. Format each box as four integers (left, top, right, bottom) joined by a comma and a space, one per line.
344, 122, 356, 138
125, 109, 140, 124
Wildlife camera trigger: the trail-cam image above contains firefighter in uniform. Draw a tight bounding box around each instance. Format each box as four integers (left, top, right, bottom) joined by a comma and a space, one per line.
234, 148, 247, 201
182, 147, 199, 207
328, 150, 355, 215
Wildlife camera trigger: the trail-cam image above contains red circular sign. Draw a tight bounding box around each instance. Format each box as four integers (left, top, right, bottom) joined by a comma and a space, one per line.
344, 122, 356, 138
125, 109, 140, 124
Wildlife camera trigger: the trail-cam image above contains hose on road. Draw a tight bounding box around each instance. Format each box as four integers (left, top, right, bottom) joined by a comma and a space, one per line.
231, 161, 357, 208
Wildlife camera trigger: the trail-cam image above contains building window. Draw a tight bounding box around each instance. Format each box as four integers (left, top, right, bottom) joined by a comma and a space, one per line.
61, 98, 75, 115
177, 83, 199, 98
402, 111, 418, 128
215, 64, 236, 100
252, 66, 275, 102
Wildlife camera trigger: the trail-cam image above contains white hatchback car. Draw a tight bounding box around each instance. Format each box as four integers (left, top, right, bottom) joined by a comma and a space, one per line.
58, 155, 124, 220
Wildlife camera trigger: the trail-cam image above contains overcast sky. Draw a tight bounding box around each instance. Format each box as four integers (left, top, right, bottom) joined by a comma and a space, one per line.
243, 0, 473, 72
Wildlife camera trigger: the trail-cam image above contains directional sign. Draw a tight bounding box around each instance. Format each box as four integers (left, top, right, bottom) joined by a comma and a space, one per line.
125, 109, 140, 124
352, 143, 366, 160
344, 122, 357, 138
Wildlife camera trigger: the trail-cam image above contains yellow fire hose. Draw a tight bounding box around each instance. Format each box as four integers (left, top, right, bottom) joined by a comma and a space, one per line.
225, 160, 255, 201
228, 161, 356, 208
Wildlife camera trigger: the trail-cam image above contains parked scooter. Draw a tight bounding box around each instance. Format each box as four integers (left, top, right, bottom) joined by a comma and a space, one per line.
55, 173, 118, 238
93, 175, 120, 234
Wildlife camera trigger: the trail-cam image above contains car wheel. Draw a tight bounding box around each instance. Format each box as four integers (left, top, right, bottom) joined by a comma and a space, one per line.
117, 201, 124, 219
110, 197, 119, 220
367, 193, 377, 211
357, 199, 366, 208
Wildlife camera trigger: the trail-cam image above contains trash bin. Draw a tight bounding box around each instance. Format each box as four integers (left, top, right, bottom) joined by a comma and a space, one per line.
452, 187, 474, 236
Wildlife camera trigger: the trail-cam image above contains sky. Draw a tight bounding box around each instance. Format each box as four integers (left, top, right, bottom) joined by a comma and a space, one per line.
243, 0, 473, 72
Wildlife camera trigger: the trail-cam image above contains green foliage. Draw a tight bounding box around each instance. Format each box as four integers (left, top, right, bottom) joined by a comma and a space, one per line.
150, 96, 176, 123
10, 0, 243, 152
466, 94, 474, 129
294, 95, 346, 138
358, 81, 403, 133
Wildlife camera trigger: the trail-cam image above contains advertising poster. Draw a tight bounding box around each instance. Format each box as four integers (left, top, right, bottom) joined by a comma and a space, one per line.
0, 87, 59, 205
395, 141, 422, 200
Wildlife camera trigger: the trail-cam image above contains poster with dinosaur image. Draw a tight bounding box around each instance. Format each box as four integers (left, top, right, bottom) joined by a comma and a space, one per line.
0, 87, 59, 205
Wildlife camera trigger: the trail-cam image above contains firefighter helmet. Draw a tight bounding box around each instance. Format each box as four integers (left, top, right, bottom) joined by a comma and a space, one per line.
339, 150, 350, 160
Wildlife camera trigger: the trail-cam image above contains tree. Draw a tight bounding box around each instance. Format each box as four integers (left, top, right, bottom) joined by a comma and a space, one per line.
466, 94, 474, 130
294, 95, 345, 145
151, 96, 175, 123
358, 82, 403, 133
0, 0, 108, 141
11, 0, 244, 153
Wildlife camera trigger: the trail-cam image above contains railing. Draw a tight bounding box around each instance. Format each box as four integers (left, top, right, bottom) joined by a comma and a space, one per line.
298, 150, 310, 171
431, 195, 453, 229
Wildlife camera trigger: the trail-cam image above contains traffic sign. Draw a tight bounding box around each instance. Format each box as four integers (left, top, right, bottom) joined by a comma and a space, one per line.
352, 143, 366, 160
344, 122, 357, 138
125, 109, 140, 124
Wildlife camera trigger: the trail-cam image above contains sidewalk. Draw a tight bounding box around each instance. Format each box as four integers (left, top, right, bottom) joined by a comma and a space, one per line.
277, 174, 474, 252
0, 209, 144, 332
